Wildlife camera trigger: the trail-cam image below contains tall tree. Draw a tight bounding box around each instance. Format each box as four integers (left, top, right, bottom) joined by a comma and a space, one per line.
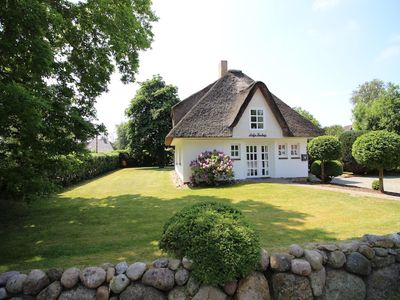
324, 125, 345, 137
293, 107, 321, 128
352, 80, 400, 133
126, 75, 179, 167
0, 0, 157, 200
115, 122, 129, 150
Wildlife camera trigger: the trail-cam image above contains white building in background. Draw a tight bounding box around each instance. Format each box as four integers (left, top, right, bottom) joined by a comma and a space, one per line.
165, 61, 322, 182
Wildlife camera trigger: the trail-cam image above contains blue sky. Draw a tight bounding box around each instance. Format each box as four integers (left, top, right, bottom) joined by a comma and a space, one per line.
95, 0, 400, 139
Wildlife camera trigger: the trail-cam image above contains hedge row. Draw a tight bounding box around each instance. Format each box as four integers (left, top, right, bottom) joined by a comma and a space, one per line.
50, 152, 120, 187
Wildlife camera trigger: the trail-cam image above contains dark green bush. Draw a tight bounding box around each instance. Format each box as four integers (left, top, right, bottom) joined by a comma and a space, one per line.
339, 131, 370, 174
50, 152, 119, 187
310, 160, 343, 181
372, 180, 380, 190
159, 201, 261, 285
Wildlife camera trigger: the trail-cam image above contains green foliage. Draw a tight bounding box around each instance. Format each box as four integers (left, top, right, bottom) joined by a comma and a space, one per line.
115, 122, 130, 150
310, 160, 343, 180
126, 75, 179, 167
293, 107, 321, 128
372, 180, 380, 190
352, 131, 400, 171
307, 136, 342, 161
50, 152, 119, 187
338, 131, 370, 174
190, 150, 234, 186
159, 201, 261, 285
324, 125, 345, 137
0, 0, 157, 201
352, 80, 400, 133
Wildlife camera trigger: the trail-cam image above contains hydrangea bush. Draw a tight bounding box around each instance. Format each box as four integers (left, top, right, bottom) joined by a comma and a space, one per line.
190, 150, 234, 186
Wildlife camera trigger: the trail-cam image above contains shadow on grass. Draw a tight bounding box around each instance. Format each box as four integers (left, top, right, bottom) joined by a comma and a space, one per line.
0, 192, 334, 271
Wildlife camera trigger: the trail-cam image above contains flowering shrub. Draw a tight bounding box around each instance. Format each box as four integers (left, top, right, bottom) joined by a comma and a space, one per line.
190, 150, 234, 186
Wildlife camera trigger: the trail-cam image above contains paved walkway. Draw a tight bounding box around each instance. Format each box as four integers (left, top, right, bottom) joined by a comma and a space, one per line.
331, 175, 400, 194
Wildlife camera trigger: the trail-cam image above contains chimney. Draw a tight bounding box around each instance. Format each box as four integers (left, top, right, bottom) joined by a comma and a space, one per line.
219, 60, 228, 77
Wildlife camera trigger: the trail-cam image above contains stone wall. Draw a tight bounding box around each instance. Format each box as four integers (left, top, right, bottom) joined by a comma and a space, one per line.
0, 233, 399, 300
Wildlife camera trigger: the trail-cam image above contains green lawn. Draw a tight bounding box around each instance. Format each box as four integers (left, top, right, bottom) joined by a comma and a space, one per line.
1, 167, 400, 272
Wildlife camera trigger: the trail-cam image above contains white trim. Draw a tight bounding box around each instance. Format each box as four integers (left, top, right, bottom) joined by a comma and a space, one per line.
277, 143, 288, 158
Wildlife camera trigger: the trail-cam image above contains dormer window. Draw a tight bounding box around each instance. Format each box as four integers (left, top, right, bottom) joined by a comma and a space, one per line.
250, 109, 264, 130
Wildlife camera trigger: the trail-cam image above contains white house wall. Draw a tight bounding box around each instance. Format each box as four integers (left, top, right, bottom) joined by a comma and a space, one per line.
172, 138, 309, 182
232, 88, 283, 138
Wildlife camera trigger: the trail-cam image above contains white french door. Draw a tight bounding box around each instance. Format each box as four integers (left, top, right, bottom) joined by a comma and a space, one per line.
246, 145, 269, 178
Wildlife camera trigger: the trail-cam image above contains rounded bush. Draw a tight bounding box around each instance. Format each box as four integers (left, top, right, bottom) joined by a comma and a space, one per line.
352, 130, 400, 171
372, 180, 380, 190
190, 150, 234, 186
338, 131, 370, 174
159, 201, 260, 285
307, 136, 342, 161
310, 160, 343, 180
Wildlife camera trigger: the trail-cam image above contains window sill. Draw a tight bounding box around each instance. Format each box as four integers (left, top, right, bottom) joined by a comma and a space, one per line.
291, 157, 300, 159
278, 157, 288, 160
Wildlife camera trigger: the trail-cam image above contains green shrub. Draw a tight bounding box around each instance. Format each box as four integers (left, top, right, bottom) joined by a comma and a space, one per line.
50, 152, 119, 187
310, 160, 343, 181
372, 180, 380, 190
339, 131, 370, 174
159, 201, 260, 285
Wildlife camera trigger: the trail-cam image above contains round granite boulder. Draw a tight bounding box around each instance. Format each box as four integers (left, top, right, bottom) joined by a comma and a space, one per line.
80, 267, 106, 289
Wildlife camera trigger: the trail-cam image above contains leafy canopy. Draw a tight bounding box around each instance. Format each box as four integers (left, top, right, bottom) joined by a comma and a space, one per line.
352, 80, 400, 133
293, 107, 321, 128
115, 122, 129, 150
324, 125, 345, 137
0, 0, 157, 200
338, 130, 369, 174
126, 75, 179, 167
352, 131, 400, 171
307, 136, 342, 161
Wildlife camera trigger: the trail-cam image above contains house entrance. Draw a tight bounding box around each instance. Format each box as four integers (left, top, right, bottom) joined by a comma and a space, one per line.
246, 145, 269, 178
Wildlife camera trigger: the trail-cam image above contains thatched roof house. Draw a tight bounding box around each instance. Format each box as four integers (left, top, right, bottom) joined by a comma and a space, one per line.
167, 61, 322, 182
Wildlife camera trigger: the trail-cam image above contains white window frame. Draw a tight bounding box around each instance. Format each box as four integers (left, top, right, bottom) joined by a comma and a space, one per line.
278, 143, 288, 159
230, 144, 241, 159
290, 143, 300, 158
249, 108, 265, 130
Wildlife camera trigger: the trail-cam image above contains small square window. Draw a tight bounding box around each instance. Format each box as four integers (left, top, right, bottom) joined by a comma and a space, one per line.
278, 144, 287, 158
250, 109, 264, 130
230, 144, 240, 159
290, 144, 300, 158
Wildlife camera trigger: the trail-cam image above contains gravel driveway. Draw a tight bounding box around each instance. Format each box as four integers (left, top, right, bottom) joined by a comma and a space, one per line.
331, 175, 400, 194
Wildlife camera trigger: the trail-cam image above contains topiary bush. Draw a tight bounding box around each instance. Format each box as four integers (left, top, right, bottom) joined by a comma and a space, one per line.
310, 160, 343, 182
372, 180, 380, 190
307, 136, 342, 182
159, 201, 261, 285
190, 150, 234, 186
339, 130, 370, 174
353, 130, 400, 192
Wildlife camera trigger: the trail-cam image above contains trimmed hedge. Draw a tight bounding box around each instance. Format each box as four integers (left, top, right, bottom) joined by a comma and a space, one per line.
159, 201, 261, 285
50, 152, 120, 187
310, 160, 343, 181
338, 130, 370, 174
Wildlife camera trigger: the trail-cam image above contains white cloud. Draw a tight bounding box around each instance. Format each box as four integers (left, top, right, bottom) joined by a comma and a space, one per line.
312, 0, 340, 11
376, 45, 400, 62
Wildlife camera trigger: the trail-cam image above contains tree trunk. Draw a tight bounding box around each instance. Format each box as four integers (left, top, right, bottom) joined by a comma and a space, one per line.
321, 160, 325, 183
379, 168, 384, 193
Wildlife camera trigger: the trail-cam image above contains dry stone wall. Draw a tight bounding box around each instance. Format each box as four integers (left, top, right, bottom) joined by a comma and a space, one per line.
0, 233, 399, 300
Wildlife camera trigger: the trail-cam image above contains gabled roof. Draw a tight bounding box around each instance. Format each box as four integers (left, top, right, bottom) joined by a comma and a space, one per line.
166, 70, 323, 145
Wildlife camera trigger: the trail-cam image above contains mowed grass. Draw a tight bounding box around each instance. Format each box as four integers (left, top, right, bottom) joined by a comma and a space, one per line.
1, 167, 400, 272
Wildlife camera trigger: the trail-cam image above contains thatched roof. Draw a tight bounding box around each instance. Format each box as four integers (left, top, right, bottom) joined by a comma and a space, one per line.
166, 70, 322, 145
